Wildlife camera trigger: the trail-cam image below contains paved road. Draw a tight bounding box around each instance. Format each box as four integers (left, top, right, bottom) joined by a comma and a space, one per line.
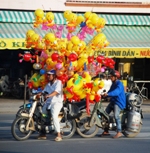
0, 98, 150, 114
0, 114, 150, 153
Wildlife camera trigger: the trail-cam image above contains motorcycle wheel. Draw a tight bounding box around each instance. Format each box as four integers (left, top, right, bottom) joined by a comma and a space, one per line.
122, 120, 142, 138
11, 116, 33, 141
60, 117, 76, 139
76, 113, 99, 138
16, 108, 30, 117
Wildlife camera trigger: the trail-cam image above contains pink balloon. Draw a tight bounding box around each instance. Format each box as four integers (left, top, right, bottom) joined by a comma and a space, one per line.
55, 63, 63, 70
40, 51, 48, 59
101, 67, 105, 72
67, 33, 72, 40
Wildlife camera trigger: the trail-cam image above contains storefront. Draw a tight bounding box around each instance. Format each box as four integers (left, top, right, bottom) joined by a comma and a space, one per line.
0, 10, 150, 81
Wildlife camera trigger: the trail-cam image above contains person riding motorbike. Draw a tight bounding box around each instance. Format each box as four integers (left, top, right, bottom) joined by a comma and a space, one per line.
101, 70, 126, 138
37, 69, 64, 141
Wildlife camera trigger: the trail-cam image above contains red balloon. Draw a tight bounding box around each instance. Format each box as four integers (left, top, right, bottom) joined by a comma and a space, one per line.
57, 55, 63, 63
68, 53, 78, 61
95, 94, 101, 102
96, 55, 105, 63
57, 74, 68, 84
88, 56, 94, 63
51, 52, 59, 61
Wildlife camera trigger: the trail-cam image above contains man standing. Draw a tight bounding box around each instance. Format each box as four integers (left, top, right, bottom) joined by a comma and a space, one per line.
38, 69, 63, 141
101, 70, 126, 138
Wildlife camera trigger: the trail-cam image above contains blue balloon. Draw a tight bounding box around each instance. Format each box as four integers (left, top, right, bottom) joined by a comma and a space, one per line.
80, 22, 86, 27
40, 69, 46, 75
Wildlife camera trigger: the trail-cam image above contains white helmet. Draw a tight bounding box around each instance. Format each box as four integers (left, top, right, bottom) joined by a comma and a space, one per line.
126, 93, 143, 107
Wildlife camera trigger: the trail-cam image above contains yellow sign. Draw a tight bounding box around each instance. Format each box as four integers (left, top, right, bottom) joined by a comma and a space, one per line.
94, 48, 150, 58
0, 39, 150, 58
0, 38, 26, 49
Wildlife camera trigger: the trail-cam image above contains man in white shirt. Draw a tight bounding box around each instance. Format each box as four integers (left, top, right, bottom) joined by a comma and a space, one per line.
97, 73, 112, 95
38, 69, 63, 141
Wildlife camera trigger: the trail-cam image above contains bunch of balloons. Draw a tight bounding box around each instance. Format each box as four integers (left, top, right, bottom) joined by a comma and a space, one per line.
21, 9, 116, 114
33, 9, 55, 28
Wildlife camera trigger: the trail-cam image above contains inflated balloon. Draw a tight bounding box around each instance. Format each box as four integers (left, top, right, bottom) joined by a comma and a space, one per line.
44, 33, 56, 43
88, 56, 94, 63
51, 52, 59, 61
30, 73, 41, 89
76, 16, 85, 25
96, 55, 105, 63
19, 52, 35, 63
95, 94, 101, 102
34, 9, 44, 28
34, 9, 44, 18
57, 74, 68, 84
64, 10, 72, 21
46, 12, 55, 27
40, 69, 46, 75
46, 57, 57, 69
71, 36, 80, 45
55, 63, 63, 70
90, 15, 99, 26
39, 74, 48, 88
84, 12, 92, 20
56, 67, 65, 77
68, 53, 78, 62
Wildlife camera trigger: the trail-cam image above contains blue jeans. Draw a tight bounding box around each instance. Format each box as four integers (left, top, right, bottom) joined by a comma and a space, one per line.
105, 103, 122, 132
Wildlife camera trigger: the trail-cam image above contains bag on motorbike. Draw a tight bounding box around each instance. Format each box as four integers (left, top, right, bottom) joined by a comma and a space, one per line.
67, 103, 80, 119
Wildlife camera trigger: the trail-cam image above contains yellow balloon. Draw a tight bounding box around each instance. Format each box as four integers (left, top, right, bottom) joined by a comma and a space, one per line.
67, 41, 73, 51
71, 36, 80, 45
68, 13, 77, 23
26, 30, 35, 39
31, 33, 40, 43
34, 9, 44, 18
46, 12, 54, 22
89, 91, 95, 101
92, 78, 100, 92
82, 72, 91, 83
30, 73, 41, 88
44, 33, 56, 42
46, 57, 57, 68
98, 80, 105, 89
67, 78, 75, 88
90, 15, 99, 26
84, 12, 92, 20
39, 75, 47, 88
76, 16, 85, 25
76, 88, 86, 99
64, 10, 72, 20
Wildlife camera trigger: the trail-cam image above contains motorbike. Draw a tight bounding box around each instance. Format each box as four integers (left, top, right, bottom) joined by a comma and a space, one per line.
76, 92, 143, 138
11, 92, 87, 141
0, 75, 24, 99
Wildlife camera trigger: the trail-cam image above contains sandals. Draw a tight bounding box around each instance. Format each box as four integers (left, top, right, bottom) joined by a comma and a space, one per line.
55, 137, 62, 142
99, 132, 110, 137
113, 133, 122, 139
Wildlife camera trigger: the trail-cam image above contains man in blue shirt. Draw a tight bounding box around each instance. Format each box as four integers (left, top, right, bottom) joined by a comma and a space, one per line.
101, 70, 126, 138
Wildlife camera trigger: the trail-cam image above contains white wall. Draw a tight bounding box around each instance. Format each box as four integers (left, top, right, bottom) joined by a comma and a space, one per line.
0, 0, 150, 13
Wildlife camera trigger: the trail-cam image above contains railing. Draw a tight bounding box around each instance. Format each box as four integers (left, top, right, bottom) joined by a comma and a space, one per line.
127, 80, 150, 100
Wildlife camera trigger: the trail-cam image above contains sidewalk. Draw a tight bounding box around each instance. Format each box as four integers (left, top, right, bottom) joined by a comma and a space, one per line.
0, 98, 150, 114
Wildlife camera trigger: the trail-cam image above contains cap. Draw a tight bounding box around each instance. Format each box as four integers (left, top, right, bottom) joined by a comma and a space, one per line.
47, 69, 56, 75
109, 70, 120, 78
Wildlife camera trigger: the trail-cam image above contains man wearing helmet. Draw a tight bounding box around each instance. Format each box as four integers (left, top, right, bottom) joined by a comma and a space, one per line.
101, 69, 126, 138
37, 69, 63, 141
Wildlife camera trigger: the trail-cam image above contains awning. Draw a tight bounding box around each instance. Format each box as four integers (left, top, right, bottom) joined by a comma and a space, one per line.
0, 10, 150, 26
0, 10, 150, 58
1, 23, 150, 48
